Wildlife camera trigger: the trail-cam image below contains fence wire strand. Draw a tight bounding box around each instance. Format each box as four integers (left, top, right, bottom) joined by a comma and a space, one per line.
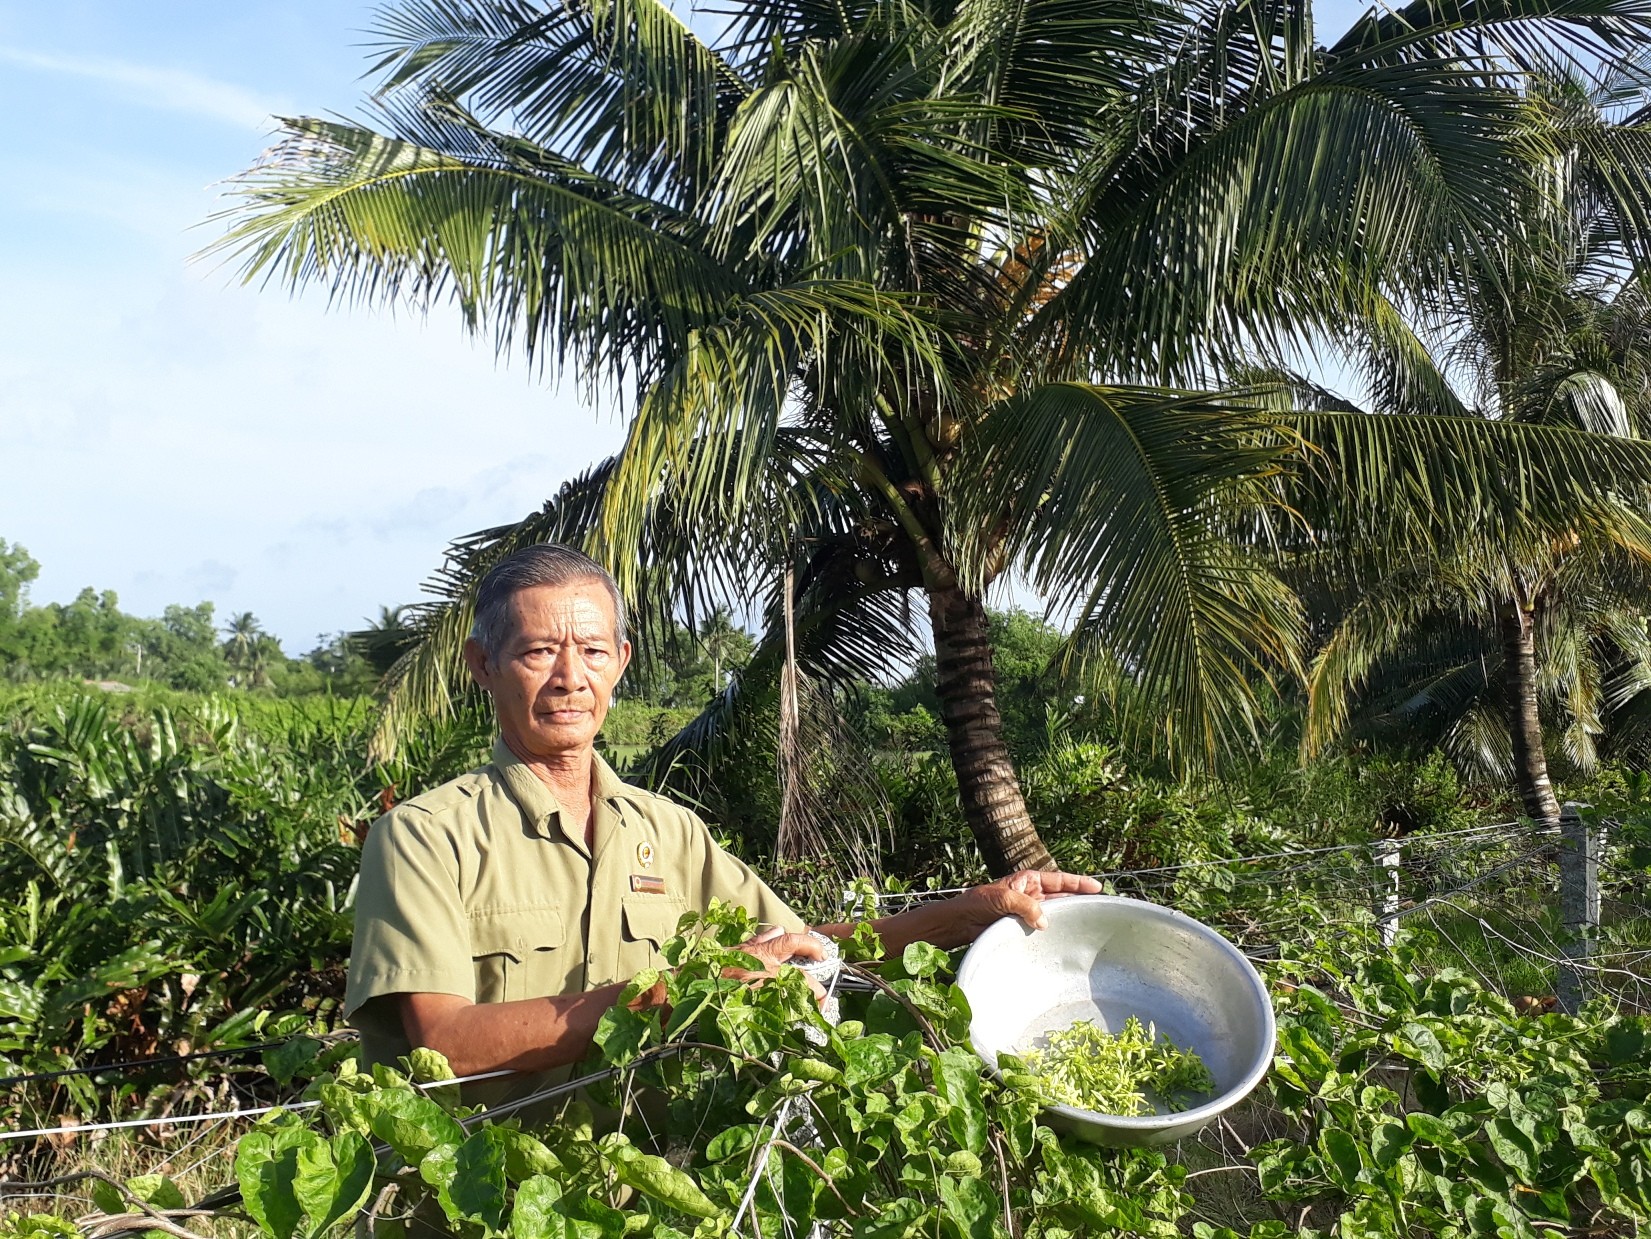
11, 808, 1650, 1231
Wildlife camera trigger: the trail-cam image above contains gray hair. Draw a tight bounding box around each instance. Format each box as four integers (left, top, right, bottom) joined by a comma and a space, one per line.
469, 543, 629, 664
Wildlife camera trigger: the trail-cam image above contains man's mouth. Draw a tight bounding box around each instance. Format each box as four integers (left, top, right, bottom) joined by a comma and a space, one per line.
538, 706, 588, 723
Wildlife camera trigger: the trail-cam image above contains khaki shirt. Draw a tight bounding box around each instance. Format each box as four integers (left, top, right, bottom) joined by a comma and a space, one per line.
345, 739, 804, 1081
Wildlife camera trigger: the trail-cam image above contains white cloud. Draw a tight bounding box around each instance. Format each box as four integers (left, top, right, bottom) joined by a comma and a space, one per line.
0, 45, 286, 130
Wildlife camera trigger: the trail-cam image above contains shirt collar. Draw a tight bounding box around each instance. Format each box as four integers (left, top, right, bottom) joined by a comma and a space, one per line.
491, 738, 647, 840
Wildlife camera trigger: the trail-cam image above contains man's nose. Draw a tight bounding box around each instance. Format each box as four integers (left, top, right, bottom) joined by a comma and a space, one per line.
547, 644, 589, 690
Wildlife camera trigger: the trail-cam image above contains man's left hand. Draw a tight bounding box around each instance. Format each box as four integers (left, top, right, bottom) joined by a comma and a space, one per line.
950, 869, 1103, 940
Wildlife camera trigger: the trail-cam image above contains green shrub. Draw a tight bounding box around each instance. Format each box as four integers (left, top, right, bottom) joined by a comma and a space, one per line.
0, 693, 376, 1111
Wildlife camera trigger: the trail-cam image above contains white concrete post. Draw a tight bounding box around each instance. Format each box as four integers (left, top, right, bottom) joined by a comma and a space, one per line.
1373, 839, 1402, 948
1557, 801, 1600, 1015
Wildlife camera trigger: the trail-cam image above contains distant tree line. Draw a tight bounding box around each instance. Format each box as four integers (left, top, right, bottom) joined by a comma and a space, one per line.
0, 539, 380, 696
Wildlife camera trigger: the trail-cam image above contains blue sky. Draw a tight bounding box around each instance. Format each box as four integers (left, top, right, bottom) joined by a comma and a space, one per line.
0, 2, 624, 651
0, 1, 1372, 653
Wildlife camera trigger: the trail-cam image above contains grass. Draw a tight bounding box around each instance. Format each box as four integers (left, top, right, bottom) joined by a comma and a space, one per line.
1, 1115, 258, 1238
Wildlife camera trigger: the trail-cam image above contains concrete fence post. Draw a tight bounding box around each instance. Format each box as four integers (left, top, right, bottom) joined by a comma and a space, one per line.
1557, 801, 1600, 1015
1373, 840, 1402, 948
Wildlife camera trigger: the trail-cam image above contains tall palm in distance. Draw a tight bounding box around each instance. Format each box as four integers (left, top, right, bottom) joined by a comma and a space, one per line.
222, 611, 265, 689
352, 605, 418, 677
1301, 67, 1651, 823
698, 607, 751, 695
214, 0, 1651, 872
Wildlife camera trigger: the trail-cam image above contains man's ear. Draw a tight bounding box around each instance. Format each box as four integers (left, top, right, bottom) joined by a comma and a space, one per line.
462, 638, 492, 688
615, 640, 632, 682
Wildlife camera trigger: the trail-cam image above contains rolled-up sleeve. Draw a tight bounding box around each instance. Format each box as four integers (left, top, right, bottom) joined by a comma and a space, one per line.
346, 808, 474, 1022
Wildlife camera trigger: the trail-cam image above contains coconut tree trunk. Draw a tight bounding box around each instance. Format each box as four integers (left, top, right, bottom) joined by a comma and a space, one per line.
1499, 593, 1560, 825
927, 580, 1056, 875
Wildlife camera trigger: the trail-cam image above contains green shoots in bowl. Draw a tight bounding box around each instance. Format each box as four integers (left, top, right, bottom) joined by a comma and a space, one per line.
1013, 1016, 1215, 1116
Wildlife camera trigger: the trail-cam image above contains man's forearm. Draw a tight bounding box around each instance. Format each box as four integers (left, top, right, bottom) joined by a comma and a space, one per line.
399, 981, 634, 1079
815, 900, 980, 957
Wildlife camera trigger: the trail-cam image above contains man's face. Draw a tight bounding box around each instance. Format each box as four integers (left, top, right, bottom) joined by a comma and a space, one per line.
465, 580, 631, 761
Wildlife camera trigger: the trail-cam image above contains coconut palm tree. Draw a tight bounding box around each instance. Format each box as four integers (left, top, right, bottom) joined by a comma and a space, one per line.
212, 0, 1651, 872
698, 607, 751, 693
222, 611, 264, 688
1301, 68, 1651, 823
351, 604, 418, 677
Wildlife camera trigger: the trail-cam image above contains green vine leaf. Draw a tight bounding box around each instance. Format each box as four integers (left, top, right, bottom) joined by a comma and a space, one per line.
450, 1129, 511, 1231
293, 1130, 376, 1239
361, 1089, 465, 1164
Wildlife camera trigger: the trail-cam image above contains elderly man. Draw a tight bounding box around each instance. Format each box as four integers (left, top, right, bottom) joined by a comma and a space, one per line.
345, 543, 1097, 1092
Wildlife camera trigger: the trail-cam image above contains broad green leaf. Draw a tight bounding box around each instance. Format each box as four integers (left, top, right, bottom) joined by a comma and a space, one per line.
1393, 1023, 1446, 1076
450, 1129, 510, 1230
406, 1047, 456, 1082
89, 1182, 125, 1216
406, 1047, 461, 1108
124, 1175, 186, 1210
418, 1143, 460, 1222
1408, 1113, 1469, 1156
929, 1047, 988, 1154
1370, 1120, 1413, 1170
604, 1141, 719, 1218
500, 1129, 563, 1182
236, 1124, 316, 1239
509, 1176, 564, 1239
594, 1000, 654, 1067
361, 1089, 464, 1164
1277, 1026, 1333, 1088
705, 1124, 759, 1163
264, 1037, 324, 1086
1318, 1129, 1364, 1191
842, 922, 885, 963
1487, 1117, 1540, 1185
900, 942, 949, 981
293, 1131, 375, 1239
841, 1034, 899, 1089
936, 1175, 1002, 1239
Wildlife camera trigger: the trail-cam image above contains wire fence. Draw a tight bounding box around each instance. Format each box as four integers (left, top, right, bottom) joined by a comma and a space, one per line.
7, 805, 1650, 1230
858, 806, 1651, 1013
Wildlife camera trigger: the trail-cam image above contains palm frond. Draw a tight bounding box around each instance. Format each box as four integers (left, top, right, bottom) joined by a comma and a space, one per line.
641, 549, 925, 785
1303, 565, 1491, 755
369, 0, 748, 202
1276, 411, 1651, 561
207, 109, 735, 379
957, 383, 1306, 767
1327, 0, 1651, 75
1049, 59, 1525, 382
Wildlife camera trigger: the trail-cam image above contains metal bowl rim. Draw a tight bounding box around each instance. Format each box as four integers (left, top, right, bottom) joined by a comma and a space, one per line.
957, 893, 1277, 1132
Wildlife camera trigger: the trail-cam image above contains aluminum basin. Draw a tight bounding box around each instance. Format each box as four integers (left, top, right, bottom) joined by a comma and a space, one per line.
956, 894, 1275, 1146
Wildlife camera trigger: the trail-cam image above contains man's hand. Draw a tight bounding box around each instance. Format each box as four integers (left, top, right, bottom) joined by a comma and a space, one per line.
725, 927, 829, 1001
952, 869, 1103, 937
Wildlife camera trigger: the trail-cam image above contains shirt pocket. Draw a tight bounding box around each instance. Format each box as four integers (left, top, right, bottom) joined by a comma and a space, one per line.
619, 897, 688, 974
469, 907, 566, 1003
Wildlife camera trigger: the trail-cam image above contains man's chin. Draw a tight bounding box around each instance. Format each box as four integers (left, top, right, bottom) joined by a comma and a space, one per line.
522, 721, 596, 753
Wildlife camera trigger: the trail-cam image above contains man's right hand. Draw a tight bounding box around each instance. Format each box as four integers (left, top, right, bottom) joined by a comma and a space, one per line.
726, 927, 830, 1001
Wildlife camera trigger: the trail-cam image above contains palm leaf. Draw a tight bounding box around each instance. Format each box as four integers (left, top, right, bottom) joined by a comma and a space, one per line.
208, 108, 736, 379
1275, 411, 1651, 561
957, 383, 1306, 767
369, 0, 748, 201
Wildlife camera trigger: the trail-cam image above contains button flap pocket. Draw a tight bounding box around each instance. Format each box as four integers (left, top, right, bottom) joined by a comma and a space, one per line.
470, 907, 566, 961
622, 898, 687, 948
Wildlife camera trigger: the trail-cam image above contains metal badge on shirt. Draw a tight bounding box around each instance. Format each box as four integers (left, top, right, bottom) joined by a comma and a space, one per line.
630, 841, 665, 893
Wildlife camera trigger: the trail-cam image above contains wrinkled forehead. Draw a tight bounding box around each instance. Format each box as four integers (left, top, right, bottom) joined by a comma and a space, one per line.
504, 580, 621, 643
